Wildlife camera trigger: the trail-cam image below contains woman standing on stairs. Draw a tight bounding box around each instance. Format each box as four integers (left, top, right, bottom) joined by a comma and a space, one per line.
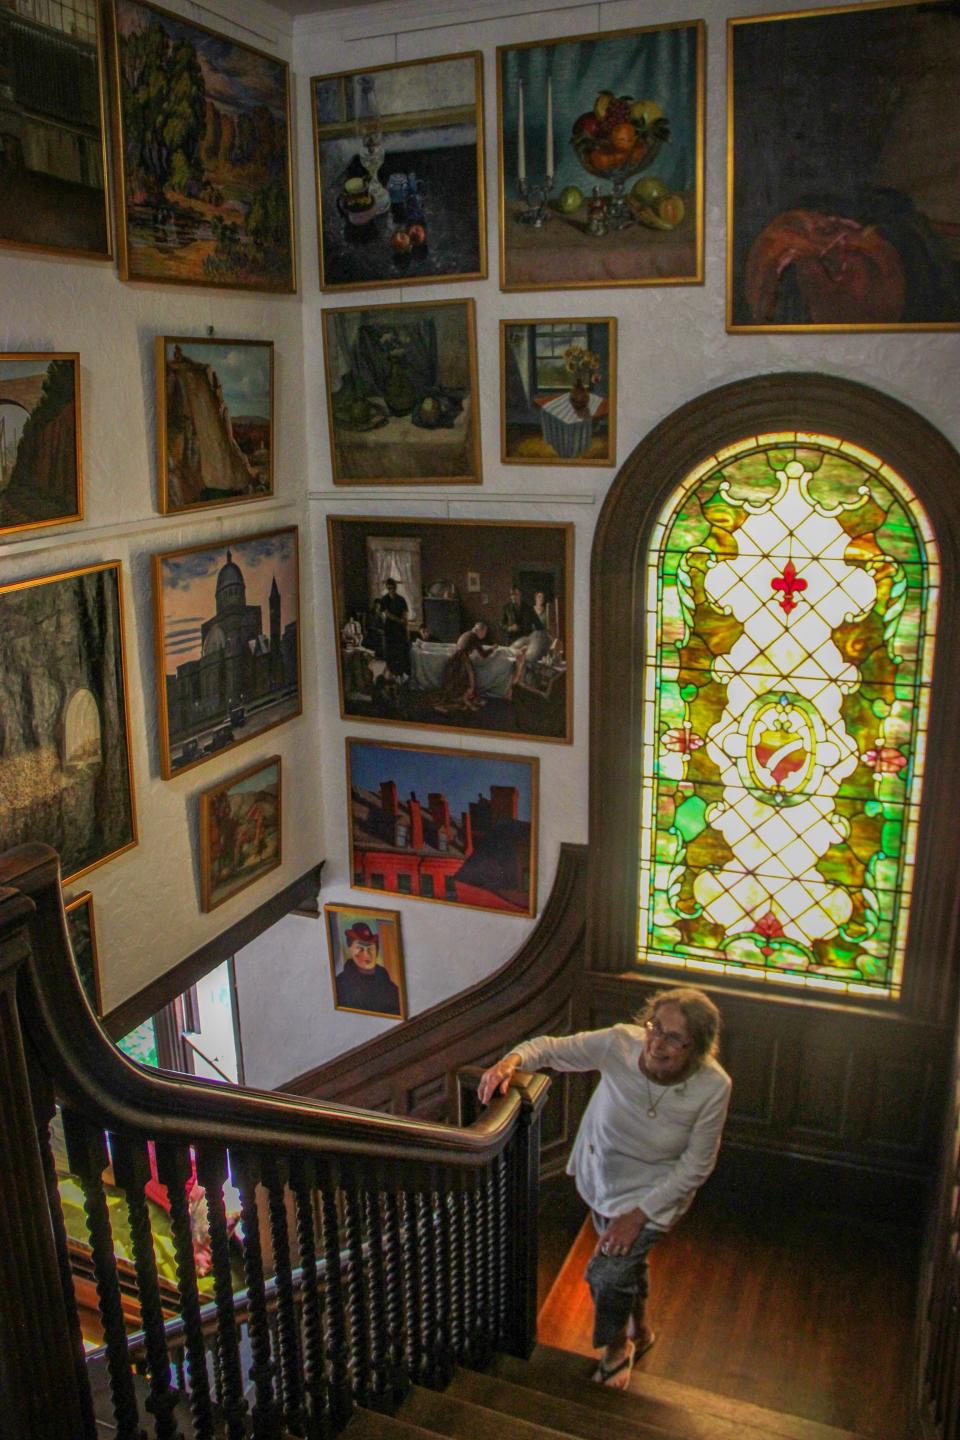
478, 988, 731, 1392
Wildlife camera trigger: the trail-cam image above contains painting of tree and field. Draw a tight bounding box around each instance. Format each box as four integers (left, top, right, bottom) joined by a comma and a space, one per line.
111, 0, 295, 292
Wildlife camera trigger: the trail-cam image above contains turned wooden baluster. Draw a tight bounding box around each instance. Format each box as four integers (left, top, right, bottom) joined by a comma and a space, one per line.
495, 1152, 509, 1348
398, 1189, 421, 1385
155, 1143, 217, 1440
263, 1155, 307, 1437
61, 1111, 146, 1440
195, 1148, 248, 1440
33, 1088, 99, 1440
447, 1185, 465, 1363
361, 1186, 391, 1409
289, 1154, 326, 1438
342, 1186, 371, 1403
319, 1185, 352, 1429
381, 1189, 408, 1401
231, 1149, 281, 1440
432, 1189, 455, 1386
460, 1183, 476, 1364
473, 1166, 492, 1365
111, 1137, 184, 1440
414, 1190, 437, 1387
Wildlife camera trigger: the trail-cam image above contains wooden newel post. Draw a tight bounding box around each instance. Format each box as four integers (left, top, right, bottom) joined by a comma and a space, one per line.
503, 1072, 551, 1359
0, 886, 89, 1440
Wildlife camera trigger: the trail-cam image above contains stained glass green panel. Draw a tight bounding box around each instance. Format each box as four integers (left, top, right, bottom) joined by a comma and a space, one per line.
638, 435, 938, 998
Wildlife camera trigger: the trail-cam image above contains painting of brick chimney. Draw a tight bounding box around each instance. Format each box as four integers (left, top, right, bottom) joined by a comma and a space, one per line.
347, 737, 538, 916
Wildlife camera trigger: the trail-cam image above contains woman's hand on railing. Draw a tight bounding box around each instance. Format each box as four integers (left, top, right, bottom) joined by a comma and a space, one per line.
477, 1053, 523, 1105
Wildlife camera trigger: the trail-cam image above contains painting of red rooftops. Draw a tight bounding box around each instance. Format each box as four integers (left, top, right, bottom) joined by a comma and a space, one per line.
347, 737, 538, 917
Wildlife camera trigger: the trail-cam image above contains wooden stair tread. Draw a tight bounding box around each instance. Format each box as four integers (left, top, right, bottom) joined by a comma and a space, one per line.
343, 1407, 447, 1439
449, 1366, 690, 1438
402, 1381, 586, 1439
493, 1346, 868, 1440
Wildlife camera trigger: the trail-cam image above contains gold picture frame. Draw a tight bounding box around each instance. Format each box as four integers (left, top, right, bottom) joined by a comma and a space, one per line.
322, 297, 482, 485
497, 20, 705, 292
152, 527, 301, 779
155, 336, 275, 515
727, 0, 960, 332
312, 51, 487, 293
0, 560, 138, 883
347, 735, 539, 918
328, 515, 573, 743
500, 318, 616, 466
199, 755, 282, 912
108, 0, 296, 292
65, 891, 102, 1015
325, 902, 407, 1020
0, 4, 113, 261
0, 353, 83, 538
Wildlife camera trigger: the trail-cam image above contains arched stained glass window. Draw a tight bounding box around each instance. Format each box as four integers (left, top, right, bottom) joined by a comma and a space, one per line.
639, 433, 938, 999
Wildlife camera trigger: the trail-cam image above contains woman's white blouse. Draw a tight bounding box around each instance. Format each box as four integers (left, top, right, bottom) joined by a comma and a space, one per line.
513, 1024, 732, 1230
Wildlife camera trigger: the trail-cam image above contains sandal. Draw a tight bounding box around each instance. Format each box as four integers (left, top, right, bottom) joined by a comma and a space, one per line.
593, 1338, 635, 1389
634, 1328, 657, 1359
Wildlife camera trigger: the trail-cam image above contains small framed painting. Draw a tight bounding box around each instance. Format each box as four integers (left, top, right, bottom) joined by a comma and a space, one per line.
109, 0, 295, 292
152, 527, 301, 778
322, 298, 481, 485
347, 736, 538, 917
0, 561, 138, 883
312, 52, 486, 292
0, 5, 112, 261
325, 902, 407, 1019
0, 354, 83, 538
497, 21, 704, 291
728, 1, 960, 331
501, 319, 616, 465
65, 892, 102, 1014
156, 337, 274, 514
200, 756, 282, 911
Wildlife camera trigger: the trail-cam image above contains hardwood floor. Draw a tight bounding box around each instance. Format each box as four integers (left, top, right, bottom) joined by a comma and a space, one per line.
536, 1175, 920, 1438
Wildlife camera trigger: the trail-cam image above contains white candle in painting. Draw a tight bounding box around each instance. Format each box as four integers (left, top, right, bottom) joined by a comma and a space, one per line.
517, 80, 526, 183
545, 75, 554, 178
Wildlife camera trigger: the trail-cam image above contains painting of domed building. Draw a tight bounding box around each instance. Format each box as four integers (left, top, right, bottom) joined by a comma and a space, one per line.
153, 528, 300, 776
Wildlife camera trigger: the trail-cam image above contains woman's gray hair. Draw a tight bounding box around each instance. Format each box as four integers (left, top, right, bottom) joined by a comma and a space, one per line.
635, 987, 721, 1065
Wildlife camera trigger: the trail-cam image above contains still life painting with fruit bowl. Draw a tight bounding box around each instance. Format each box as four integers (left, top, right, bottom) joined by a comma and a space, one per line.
497, 21, 704, 291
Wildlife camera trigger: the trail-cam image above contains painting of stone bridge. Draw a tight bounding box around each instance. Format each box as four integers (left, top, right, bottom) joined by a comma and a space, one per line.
0, 354, 82, 538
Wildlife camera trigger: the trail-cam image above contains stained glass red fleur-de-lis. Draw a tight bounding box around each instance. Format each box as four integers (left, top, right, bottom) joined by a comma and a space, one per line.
771, 559, 808, 615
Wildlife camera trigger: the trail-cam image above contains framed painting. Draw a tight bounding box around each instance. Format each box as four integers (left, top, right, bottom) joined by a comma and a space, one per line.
728, 1, 960, 332
152, 527, 301, 778
312, 52, 486, 292
329, 516, 573, 742
0, 3, 112, 261
109, 0, 295, 292
65, 891, 102, 1014
156, 337, 274, 514
322, 298, 481, 485
0, 561, 137, 883
501, 319, 616, 465
347, 737, 538, 917
497, 21, 704, 291
200, 756, 281, 911
0, 354, 83, 537
325, 902, 407, 1019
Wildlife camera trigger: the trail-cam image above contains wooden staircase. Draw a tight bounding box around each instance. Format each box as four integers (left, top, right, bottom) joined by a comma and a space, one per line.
340, 1344, 872, 1440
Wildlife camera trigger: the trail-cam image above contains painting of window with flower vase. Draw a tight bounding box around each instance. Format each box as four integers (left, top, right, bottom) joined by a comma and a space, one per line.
638, 434, 938, 999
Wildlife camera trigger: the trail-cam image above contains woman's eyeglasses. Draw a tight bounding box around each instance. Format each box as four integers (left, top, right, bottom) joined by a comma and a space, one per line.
644, 1018, 691, 1051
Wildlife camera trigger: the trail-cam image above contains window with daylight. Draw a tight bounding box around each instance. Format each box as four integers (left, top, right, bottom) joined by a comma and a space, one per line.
638, 433, 938, 1000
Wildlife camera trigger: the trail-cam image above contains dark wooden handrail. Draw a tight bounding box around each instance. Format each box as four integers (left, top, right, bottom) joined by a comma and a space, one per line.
2, 843, 546, 1169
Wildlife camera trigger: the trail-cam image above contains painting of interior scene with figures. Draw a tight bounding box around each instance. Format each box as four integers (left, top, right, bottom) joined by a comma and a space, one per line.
328, 517, 572, 742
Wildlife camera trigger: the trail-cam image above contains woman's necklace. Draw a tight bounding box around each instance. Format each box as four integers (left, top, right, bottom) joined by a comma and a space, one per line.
644, 1071, 666, 1119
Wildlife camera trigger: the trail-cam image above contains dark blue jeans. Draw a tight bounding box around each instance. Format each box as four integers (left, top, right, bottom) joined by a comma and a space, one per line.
585, 1212, 662, 1348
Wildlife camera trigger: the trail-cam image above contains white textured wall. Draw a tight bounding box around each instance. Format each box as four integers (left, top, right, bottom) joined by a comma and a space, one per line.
0, 0, 321, 1016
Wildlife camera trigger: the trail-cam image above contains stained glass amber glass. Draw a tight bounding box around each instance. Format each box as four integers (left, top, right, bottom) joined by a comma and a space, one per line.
639, 434, 938, 997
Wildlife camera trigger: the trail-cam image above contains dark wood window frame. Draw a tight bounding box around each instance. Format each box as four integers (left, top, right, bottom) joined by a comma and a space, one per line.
588, 372, 960, 1025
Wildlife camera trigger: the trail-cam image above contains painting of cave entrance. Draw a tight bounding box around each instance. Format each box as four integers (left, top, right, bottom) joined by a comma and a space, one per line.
0, 354, 82, 538
0, 562, 137, 883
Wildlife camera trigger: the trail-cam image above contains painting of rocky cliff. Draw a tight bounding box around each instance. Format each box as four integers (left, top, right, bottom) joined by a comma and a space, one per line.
0, 355, 82, 538
0, 563, 137, 883
157, 337, 273, 513
111, 0, 295, 291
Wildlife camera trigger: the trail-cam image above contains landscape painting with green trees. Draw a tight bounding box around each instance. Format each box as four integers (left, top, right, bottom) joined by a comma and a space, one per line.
111, 0, 295, 292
